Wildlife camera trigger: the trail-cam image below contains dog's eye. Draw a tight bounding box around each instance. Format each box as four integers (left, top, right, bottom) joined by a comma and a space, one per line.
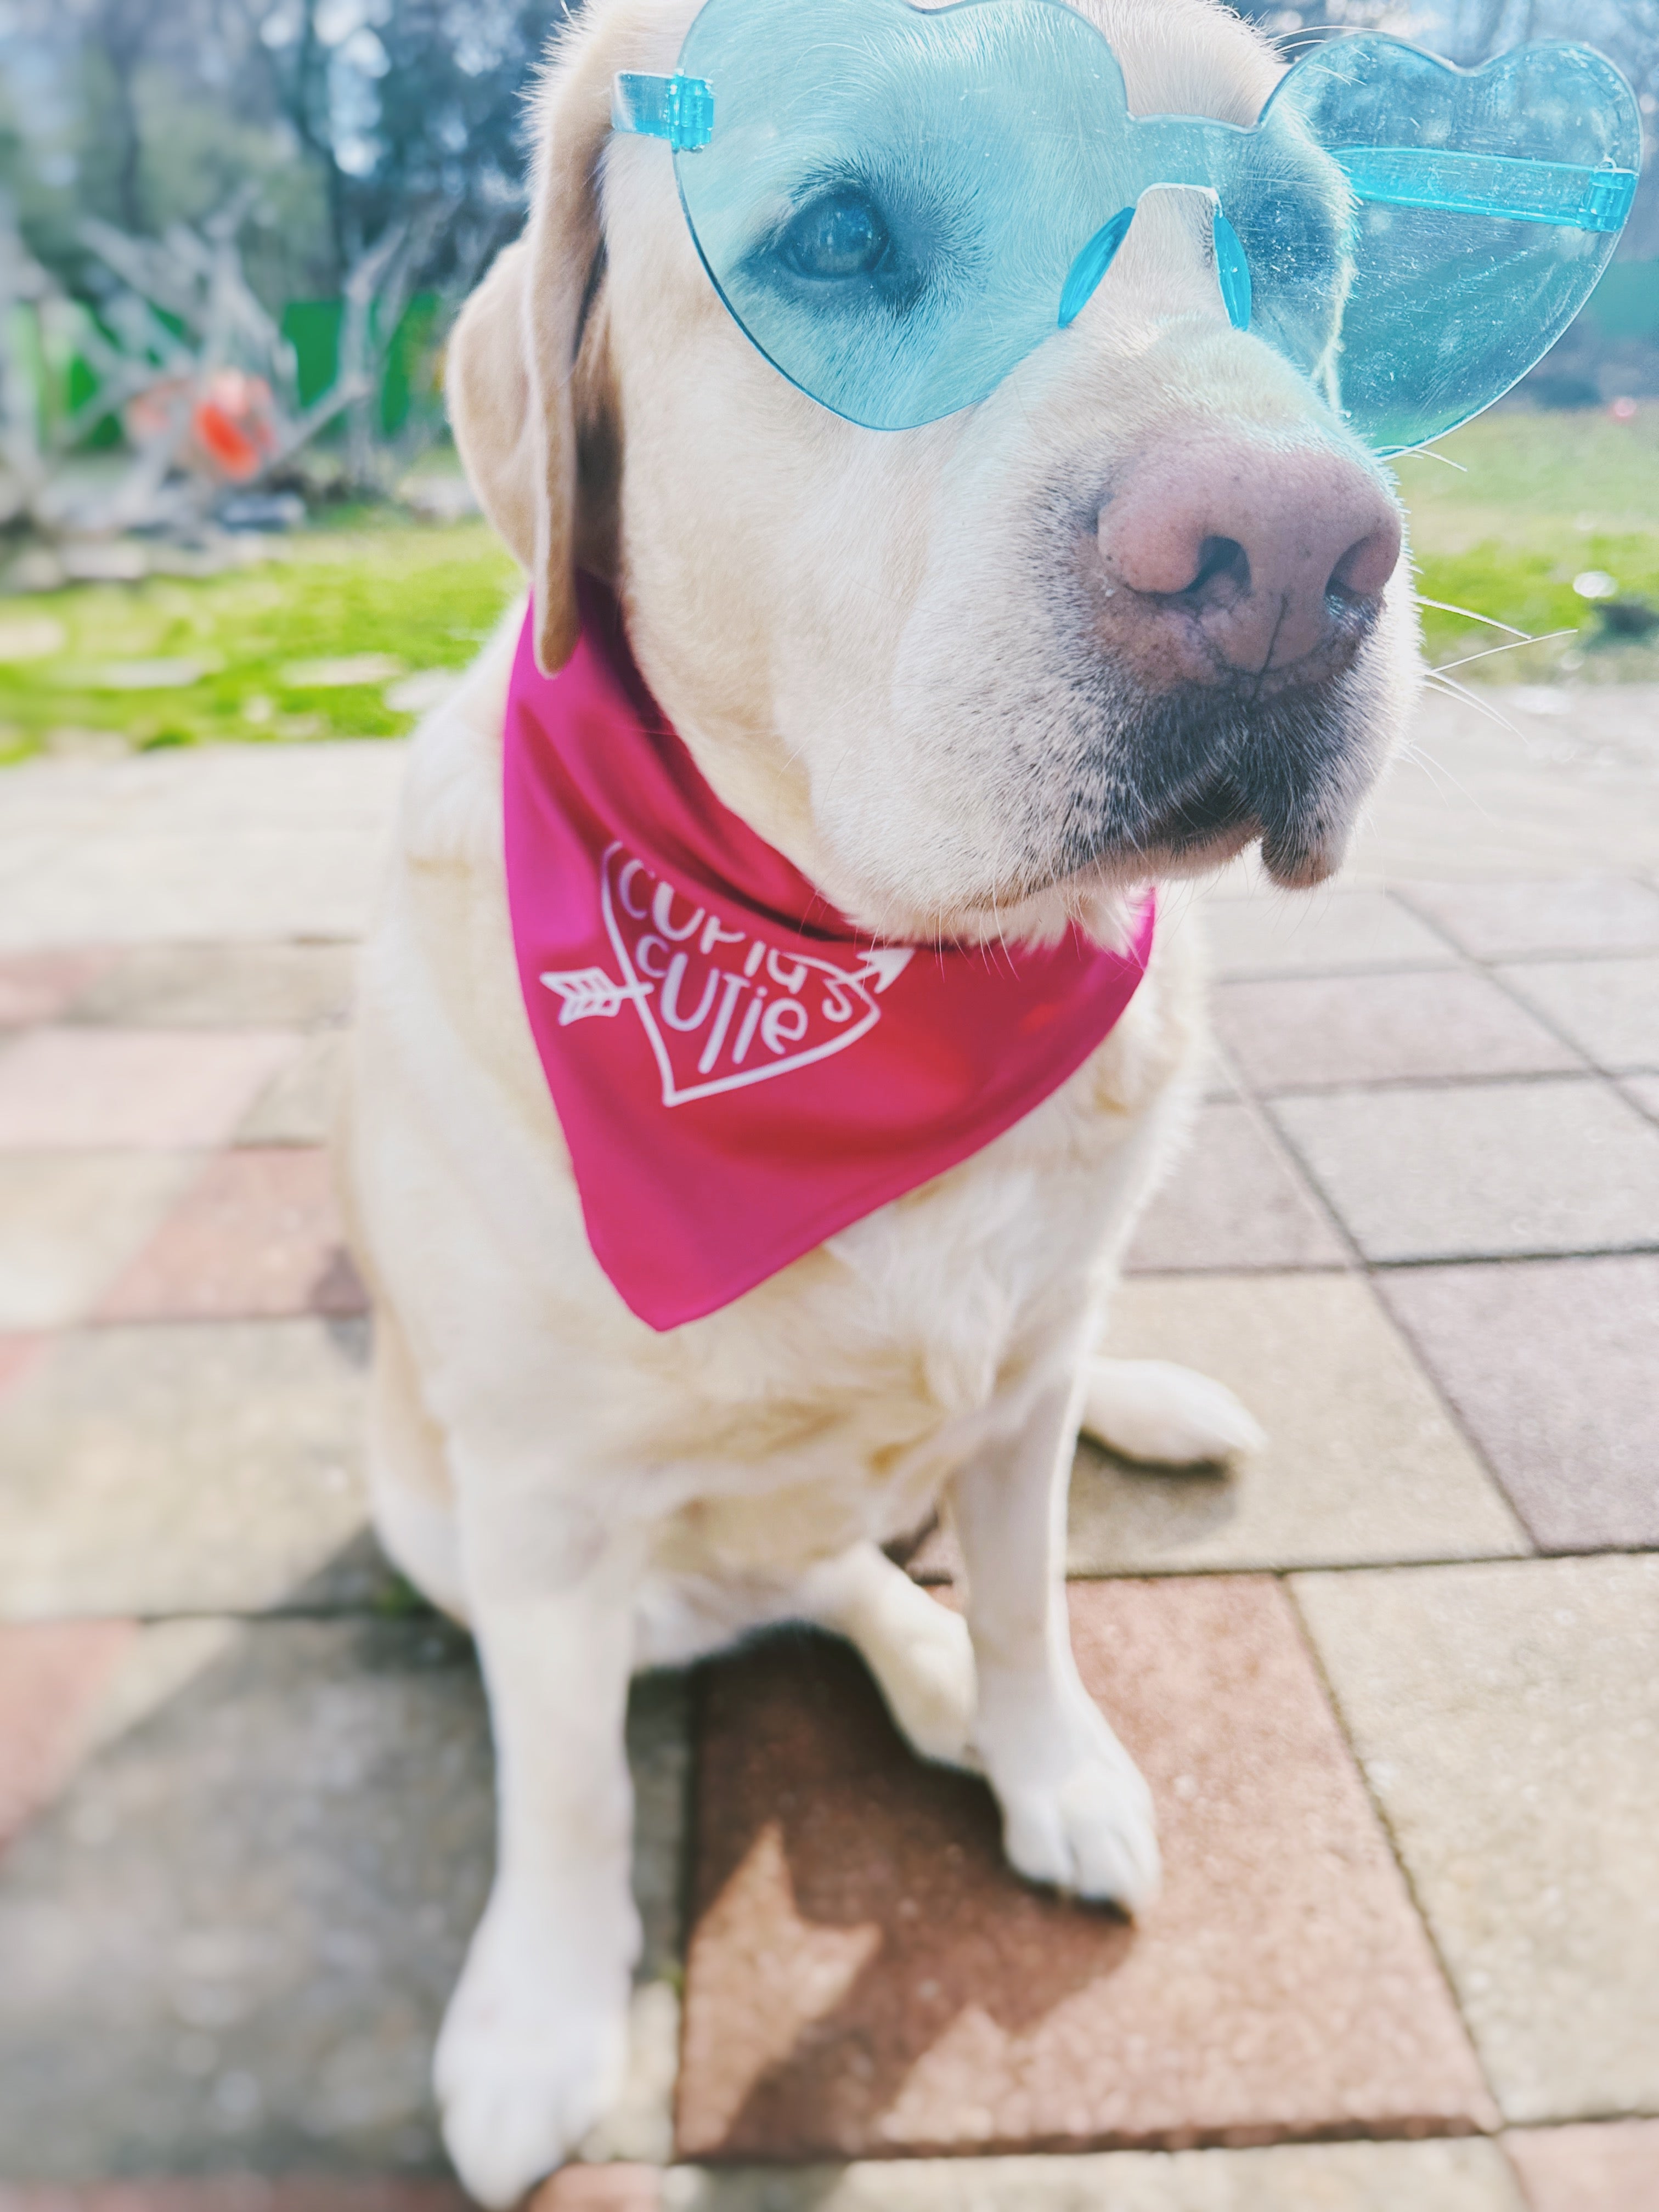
776, 189, 892, 281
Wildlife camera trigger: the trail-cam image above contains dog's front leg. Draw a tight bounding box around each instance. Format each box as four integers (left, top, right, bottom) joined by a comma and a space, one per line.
435, 1489, 644, 2208
954, 1372, 1161, 1916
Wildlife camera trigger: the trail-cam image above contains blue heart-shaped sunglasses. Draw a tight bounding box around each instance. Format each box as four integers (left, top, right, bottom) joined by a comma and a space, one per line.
610, 0, 1639, 451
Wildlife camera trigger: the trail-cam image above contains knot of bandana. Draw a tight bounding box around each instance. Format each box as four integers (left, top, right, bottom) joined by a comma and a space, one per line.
503, 582, 1155, 1330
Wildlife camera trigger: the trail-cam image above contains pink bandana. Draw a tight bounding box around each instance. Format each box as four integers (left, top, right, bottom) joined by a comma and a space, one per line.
503, 583, 1155, 1330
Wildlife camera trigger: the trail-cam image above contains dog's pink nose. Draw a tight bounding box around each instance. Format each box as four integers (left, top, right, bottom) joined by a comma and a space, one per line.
1094, 440, 1403, 677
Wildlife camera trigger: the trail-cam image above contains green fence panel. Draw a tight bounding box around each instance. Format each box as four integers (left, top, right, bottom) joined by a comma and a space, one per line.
280, 291, 442, 430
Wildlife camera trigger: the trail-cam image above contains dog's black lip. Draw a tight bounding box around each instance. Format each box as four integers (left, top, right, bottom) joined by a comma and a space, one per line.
1136, 777, 1257, 854
951, 822, 1260, 912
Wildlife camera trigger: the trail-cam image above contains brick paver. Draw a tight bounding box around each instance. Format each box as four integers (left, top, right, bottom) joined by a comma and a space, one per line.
1504, 2121, 1659, 2212
1395, 874, 1659, 960
1205, 885, 1459, 978
1500, 954, 1659, 1073
97, 1149, 364, 1323
0, 694, 1653, 2202
662, 2141, 1528, 2210
0, 1030, 297, 1150
0, 1153, 200, 1329
236, 1034, 346, 1147
678, 1584, 1492, 2161
1294, 1557, 1659, 2126
0, 1321, 380, 1616
1274, 1077, 1659, 1260
1068, 1272, 1525, 1572
0, 1619, 135, 1850
1214, 969, 1582, 1090
1380, 1257, 1659, 1550
0, 951, 112, 1028
1124, 1101, 1345, 1272
65, 943, 356, 1031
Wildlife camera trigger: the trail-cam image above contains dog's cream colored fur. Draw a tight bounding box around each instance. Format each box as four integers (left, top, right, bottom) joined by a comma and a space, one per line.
341, 0, 1418, 2196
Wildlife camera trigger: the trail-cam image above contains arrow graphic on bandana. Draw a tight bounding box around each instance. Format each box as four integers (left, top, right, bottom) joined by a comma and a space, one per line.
853, 946, 914, 993
538, 966, 654, 1025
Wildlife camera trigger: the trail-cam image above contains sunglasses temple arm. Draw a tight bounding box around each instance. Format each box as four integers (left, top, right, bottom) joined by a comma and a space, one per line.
611, 72, 715, 151
1330, 145, 1636, 234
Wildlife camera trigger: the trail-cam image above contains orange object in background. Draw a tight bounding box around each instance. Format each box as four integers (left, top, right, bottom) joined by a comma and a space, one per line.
189, 369, 279, 481
123, 368, 280, 483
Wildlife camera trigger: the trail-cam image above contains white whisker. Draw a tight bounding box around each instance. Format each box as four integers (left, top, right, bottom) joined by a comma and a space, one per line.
1415, 596, 1536, 640
1422, 670, 1522, 742
1434, 629, 1575, 674
1397, 734, 1489, 816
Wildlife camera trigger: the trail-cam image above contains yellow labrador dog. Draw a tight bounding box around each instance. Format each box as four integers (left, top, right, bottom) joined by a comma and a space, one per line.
342, 0, 1417, 2195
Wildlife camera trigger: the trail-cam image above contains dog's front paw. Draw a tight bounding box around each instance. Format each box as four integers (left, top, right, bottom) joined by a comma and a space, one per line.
978, 1681, 1160, 1916
874, 1589, 980, 1771
1081, 1357, 1265, 1468
435, 1900, 631, 2208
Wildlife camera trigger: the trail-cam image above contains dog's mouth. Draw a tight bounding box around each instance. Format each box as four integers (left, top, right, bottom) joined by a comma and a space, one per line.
1130, 777, 1346, 888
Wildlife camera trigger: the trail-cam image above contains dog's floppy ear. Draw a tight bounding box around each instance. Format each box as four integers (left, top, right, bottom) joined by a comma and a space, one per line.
447, 16, 616, 672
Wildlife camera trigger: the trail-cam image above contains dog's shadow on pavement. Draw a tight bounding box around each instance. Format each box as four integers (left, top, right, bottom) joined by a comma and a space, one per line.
679, 1630, 1137, 2162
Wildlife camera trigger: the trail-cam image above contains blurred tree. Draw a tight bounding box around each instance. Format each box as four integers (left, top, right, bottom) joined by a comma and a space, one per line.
244, 0, 570, 289
0, 0, 571, 304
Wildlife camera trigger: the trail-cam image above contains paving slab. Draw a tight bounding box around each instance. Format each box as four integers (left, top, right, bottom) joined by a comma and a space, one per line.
0, 1319, 385, 1617
663, 2140, 1527, 2211
677, 1579, 1493, 2163
1499, 957, 1659, 1075
1068, 1274, 1526, 1573
1124, 1103, 1346, 1274
0, 1619, 689, 2180
0, 1619, 135, 1851
98, 1149, 365, 1324
0, 834, 392, 952
1396, 877, 1659, 961
0, 1031, 297, 1151
0, 1153, 202, 1329
1505, 2121, 1659, 2212
1272, 1078, 1659, 1260
0, 743, 405, 843
1212, 972, 1581, 1093
0, 2188, 472, 2212
1344, 696, 1659, 883
1293, 1556, 1659, 2126
0, 1335, 43, 1397
0, 747, 404, 953
0, 1616, 489, 2175
0, 951, 112, 1028
66, 945, 357, 1030
236, 1033, 347, 1148
1201, 888, 1459, 980
1379, 1257, 1659, 1551
535, 2177, 665, 2211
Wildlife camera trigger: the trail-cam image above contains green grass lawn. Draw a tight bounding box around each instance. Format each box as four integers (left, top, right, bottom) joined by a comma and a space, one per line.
0, 510, 522, 764
1396, 403, 1659, 678
4, 407, 1659, 762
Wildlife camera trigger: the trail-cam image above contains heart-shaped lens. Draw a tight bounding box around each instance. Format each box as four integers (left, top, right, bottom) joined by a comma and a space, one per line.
1265, 37, 1640, 452
672, 0, 1142, 430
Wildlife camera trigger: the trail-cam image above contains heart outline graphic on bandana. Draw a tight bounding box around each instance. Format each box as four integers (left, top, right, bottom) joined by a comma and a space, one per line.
540, 840, 911, 1108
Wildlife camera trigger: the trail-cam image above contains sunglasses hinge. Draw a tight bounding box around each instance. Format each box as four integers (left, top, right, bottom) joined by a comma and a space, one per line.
612, 71, 715, 153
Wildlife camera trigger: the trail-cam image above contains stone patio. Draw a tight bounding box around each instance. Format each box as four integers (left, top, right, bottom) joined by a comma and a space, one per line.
1, 682, 1656, 2212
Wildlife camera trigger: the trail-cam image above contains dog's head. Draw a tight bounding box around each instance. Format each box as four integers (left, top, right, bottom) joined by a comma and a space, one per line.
450, 0, 1420, 941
